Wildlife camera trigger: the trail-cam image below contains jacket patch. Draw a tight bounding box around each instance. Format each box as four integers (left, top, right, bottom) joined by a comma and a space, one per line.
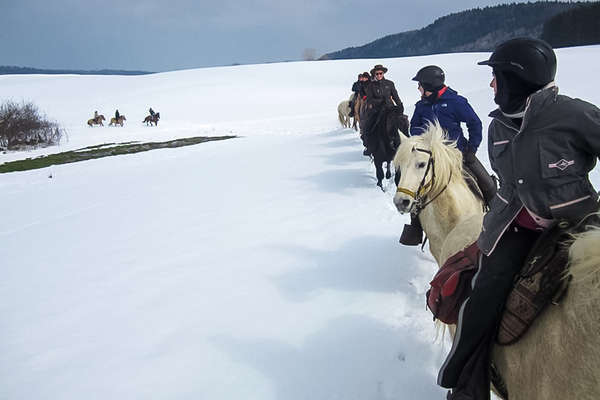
548, 159, 574, 171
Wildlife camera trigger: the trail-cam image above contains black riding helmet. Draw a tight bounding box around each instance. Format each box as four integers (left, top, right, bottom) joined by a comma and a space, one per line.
477, 37, 556, 87
479, 38, 557, 114
412, 65, 445, 92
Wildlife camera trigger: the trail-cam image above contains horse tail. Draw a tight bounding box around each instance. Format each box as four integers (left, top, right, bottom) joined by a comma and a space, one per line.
568, 217, 600, 304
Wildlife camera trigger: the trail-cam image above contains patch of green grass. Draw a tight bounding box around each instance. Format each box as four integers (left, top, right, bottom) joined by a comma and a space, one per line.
0, 135, 236, 173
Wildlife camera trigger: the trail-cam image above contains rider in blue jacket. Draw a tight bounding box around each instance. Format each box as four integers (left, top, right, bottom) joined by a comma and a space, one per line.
400, 66, 496, 246
410, 73, 481, 152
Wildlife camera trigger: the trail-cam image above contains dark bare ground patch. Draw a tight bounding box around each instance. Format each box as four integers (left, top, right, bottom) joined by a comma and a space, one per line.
0, 135, 236, 173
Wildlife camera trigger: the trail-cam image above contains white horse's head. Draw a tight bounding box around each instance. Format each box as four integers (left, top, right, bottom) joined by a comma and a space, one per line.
392, 121, 463, 214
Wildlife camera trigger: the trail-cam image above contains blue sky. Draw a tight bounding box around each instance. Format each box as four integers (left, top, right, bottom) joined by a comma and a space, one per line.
0, 0, 590, 72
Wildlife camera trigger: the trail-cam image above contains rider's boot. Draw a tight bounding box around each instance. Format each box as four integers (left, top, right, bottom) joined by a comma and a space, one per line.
446, 390, 474, 400
399, 215, 423, 246
463, 152, 497, 205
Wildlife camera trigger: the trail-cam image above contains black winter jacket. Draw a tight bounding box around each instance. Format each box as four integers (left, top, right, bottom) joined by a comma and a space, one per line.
477, 85, 600, 255
364, 78, 403, 113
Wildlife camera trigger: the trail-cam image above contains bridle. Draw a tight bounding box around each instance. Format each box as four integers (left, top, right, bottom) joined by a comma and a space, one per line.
396, 147, 452, 215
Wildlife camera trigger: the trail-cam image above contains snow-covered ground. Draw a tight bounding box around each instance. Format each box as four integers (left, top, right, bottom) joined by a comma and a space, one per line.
1, 45, 599, 399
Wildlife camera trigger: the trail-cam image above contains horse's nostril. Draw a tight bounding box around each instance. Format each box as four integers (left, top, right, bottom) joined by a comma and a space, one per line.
402, 199, 411, 208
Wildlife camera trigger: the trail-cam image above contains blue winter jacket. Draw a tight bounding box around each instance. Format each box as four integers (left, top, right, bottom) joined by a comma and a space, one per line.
410, 87, 482, 153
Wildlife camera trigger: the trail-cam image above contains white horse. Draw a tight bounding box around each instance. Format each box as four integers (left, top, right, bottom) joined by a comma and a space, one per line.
392, 122, 600, 399
337, 99, 352, 129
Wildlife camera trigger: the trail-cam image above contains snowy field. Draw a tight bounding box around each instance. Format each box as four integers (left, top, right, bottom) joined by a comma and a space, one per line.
1, 45, 599, 399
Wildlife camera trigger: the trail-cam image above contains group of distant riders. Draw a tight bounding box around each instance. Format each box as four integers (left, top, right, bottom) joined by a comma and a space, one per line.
89, 107, 159, 126
349, 37, 600, 400
350, 62, 496, 244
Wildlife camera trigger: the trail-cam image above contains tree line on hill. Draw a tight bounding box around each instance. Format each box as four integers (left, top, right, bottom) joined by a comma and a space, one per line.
541, 2, 600, 47
0, 66, 153, 75
321, 1, 600, 60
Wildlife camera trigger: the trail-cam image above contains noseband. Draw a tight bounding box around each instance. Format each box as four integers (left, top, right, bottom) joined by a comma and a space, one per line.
396, 147, 452, 215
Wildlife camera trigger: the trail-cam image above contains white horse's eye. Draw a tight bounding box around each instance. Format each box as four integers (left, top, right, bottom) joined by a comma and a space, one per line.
417, 162, 427, 169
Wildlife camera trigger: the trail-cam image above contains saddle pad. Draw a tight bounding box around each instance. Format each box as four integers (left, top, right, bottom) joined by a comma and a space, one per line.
497, 223, 572, 345
427, 242, 479, 324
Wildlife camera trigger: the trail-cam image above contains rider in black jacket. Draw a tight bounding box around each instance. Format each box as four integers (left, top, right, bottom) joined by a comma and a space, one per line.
441, 37, 600, 400
362, 64, 404, 155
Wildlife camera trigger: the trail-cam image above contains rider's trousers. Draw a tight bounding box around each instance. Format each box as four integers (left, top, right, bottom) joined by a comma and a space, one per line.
438, 225, 541, 399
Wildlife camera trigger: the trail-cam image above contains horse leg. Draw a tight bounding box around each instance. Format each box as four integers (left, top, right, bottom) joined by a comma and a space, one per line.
338, 111, 345, 127
354, 101, 360, 131
385, 161, 392, 179
375, 156, 384, 189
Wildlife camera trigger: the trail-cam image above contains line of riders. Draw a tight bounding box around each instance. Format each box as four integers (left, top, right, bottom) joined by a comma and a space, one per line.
87, 107, 160, 127
350, 37, 600, 400
351, 62, 497, 246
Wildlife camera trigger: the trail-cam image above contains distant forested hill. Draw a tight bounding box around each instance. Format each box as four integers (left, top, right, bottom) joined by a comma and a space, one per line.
0, 66, 153, 75
321, 1, 597, 60
542, 2, 600, 47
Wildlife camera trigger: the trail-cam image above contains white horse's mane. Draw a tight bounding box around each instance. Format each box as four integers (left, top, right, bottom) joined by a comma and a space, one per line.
393, 121, 467, 196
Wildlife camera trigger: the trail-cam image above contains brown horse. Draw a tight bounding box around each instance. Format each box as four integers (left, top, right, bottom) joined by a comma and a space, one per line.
109, 115, 127, 127
143, 112, 160, 126
87, 115, 105, 127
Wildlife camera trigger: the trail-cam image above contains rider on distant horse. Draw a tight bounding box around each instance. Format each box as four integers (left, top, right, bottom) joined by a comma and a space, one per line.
440, 37, 600, 400
93, 110, 99, 124
400, 65, 497, 245
349, 72, 370, 118
115, 109, 120, 121
362, 64, 404, 156
149, 107, 155, 117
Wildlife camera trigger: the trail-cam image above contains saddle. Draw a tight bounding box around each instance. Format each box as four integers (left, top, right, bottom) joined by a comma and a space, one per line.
426, 221, 574, 333
496, 221, 573, 345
